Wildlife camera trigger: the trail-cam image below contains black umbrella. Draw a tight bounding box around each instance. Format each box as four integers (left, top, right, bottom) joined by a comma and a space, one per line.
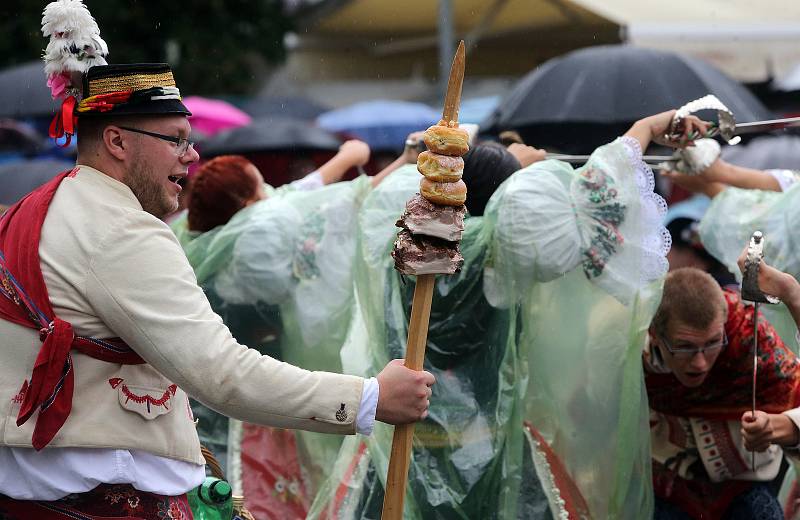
0, 120, 47, 155
0, 158, 74, 205
481, 45, 773, 154
0, 62, 59, 119
240, 97, 330, 121
199, 117, 342, 156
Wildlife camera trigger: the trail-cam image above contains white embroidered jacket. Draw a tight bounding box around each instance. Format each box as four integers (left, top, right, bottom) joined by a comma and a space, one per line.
0, 166, 364, 464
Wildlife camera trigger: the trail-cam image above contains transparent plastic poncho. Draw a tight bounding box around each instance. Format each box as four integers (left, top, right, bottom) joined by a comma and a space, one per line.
699, 183, 800, 352
308, 138, 668, 519
172, 176, 373, 508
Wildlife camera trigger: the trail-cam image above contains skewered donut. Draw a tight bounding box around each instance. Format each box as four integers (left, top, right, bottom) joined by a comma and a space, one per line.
416, 151, 464, 182
419, 177, 467, 206
423, 125, 469, 156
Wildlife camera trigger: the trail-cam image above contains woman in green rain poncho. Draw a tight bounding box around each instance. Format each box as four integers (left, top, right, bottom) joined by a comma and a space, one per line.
307, 111, 693, 519
170, 140, 412, 517
662, 153, 800, 350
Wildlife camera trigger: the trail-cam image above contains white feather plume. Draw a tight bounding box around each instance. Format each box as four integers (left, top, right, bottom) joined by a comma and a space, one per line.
41, 0, 108, 79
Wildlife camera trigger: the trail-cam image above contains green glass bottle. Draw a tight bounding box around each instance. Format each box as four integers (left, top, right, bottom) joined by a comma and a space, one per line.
187, 476, 234, 520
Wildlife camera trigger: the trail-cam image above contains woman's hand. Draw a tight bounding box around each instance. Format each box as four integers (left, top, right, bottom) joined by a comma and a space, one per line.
625, 110, 710, 151
737, 248, 800, 303
339, 139, 371, 167
402, 131, 426, 164
660, 167, 725, 198
507, 143, 547, 168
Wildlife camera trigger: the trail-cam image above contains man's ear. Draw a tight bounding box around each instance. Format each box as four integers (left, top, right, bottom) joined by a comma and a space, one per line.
103, 126, 128, 161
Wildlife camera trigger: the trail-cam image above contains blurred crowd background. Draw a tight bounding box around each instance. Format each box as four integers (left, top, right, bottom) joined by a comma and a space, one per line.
1, 0, 799, 208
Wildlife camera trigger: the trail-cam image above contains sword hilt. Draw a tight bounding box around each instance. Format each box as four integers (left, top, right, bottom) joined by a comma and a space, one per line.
741, 231, 781, 305
664, 95, 738, 145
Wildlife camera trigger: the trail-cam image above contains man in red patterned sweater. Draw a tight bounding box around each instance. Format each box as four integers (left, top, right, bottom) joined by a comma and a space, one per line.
645, 265, 800, 519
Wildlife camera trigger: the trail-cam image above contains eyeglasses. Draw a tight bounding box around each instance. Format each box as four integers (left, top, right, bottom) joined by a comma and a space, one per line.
119, 126, 195, 156
659, 331, 728, 360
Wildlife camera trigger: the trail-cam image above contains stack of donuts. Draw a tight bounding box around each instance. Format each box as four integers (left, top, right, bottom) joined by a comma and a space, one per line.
392, 120, 469, 275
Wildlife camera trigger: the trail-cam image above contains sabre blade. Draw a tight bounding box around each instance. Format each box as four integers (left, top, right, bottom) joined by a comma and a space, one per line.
752, 300, 758, 471
546, 153, 674, 163
741, 230, 780, 470
442, 40, 465, 123
734, 116, 800, 136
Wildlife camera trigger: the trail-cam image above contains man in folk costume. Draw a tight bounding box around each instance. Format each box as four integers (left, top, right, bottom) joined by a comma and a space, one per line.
646, 266, 800, 519
0, 1, 433, 518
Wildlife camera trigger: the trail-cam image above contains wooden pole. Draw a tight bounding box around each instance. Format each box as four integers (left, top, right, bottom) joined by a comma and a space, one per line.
380, 274, 435, 519
381, 40, 465, 520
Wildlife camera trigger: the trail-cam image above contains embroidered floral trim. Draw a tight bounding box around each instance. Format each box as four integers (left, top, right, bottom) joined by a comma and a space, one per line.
108, 378, 177, 410
11, 382, 27, 404
574, 167, 626, 279
292, 211, 325, 280
156, 496, 191, 519
273, 476, 304, 503
0, 266, 20, 304
104, 487, 139, 507
26, 483, 190, 518
0, 260, 45, 325
620, 136, 670, 284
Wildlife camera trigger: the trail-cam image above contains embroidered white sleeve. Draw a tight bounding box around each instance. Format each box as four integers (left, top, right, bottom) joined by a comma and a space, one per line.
357, 377, 379, 436
766, 169, 800, 192
620, 135, 672, 283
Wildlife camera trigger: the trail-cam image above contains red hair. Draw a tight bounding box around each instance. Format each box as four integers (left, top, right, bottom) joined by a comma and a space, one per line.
187, 155, 261, 232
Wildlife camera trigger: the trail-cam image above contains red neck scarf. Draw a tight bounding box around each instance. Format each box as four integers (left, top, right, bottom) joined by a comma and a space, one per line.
0, 168, 144, 449
646, 290, 800, 420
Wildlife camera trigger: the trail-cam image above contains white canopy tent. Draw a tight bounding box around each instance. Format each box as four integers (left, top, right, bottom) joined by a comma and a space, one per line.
571, 0, 800, 82
270, 0, 800, 104
775, 63, 800, 91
